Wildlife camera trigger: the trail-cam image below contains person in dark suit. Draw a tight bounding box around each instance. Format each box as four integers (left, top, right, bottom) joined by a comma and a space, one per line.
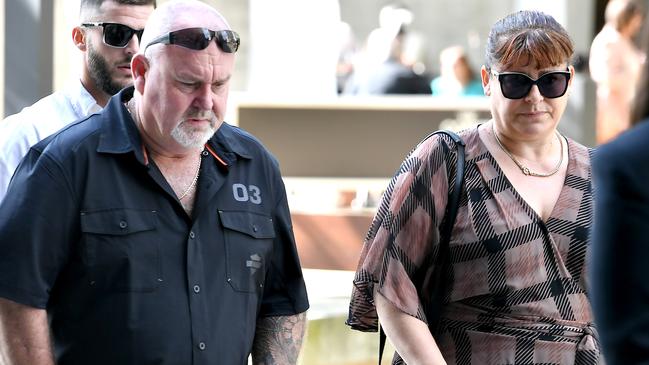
590, 5, 649, 364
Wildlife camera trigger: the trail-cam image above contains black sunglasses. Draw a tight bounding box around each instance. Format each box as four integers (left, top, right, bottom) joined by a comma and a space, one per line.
491, 69, 571, 99
81, 22, 144, 48
144, 27, 240, 53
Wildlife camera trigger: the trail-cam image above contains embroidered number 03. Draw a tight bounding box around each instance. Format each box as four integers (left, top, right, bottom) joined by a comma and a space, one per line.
232, 184, 262, 204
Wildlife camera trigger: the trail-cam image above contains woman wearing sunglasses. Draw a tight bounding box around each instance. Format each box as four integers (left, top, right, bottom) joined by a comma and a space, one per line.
347, 10, 601, 364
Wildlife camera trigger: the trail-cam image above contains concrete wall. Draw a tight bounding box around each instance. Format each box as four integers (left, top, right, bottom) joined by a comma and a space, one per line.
53, 0, 80, 93
236, 97, 491, 176
4, 0, 53, 117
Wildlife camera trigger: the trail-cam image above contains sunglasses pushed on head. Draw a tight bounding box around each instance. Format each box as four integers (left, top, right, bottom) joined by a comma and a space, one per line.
145, 27, 240, 53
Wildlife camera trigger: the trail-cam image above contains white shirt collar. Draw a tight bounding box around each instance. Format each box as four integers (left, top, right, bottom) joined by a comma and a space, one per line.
61, 79, 103, 118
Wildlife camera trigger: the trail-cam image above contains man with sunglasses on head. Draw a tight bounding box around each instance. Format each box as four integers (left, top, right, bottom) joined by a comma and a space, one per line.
0, 0, 155, 203
0, 1, 309, 364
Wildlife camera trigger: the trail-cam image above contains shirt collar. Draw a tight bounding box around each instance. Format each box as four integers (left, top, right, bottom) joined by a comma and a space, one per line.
96, 86, 252, 167
63, 79, 103, 117
96, 86, 147, 165
208, 122, 253, 162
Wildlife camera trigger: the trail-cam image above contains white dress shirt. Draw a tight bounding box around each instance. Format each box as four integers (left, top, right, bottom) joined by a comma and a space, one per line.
0, 80, 102, 202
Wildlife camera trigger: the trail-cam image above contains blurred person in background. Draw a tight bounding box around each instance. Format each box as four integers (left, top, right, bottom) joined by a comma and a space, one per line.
0, 0, 155, 203
590, 4, 649, 364
431, 45, 484, 97
335, 21, 358, 94
348, 10, 602, 364
589, 0, 645, 144
343, 2, 431, 95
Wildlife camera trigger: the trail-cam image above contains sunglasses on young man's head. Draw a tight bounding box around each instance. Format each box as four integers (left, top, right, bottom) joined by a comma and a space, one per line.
81, 22, 144, 48
491, 69, 571, 99
144, 28, 240, 54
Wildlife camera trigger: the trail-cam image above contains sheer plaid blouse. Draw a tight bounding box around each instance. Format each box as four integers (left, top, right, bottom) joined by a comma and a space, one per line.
347, 126, 601, 365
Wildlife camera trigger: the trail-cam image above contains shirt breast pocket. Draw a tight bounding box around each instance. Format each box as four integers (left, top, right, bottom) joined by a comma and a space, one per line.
219, 210, 275, 294
80, 209, 161, 292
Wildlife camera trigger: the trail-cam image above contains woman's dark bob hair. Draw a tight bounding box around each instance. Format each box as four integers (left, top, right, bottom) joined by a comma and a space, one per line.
485, 10, 574, 71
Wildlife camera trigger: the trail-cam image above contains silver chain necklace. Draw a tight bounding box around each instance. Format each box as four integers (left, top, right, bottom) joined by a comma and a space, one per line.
125, 99, 202, 199
177, 154, 201, 200
125, 98, 202, 200
492, 123, 563, 178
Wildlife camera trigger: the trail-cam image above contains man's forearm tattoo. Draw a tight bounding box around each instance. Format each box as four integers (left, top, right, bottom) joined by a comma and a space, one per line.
251, 312, 307, 365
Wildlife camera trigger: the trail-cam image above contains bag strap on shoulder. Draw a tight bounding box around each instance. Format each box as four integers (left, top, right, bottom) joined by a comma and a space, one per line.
435, 130, 465, 245
378, 129, 465, 364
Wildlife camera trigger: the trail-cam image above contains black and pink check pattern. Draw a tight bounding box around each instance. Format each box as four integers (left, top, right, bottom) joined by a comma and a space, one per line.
347, 126, 602, 365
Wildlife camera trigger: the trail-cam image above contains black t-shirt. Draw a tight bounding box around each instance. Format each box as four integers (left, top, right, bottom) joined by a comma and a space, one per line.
0, 87, 309, 365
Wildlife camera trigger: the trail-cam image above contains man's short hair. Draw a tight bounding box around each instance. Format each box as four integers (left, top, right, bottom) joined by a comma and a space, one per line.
80, 0, 157, 19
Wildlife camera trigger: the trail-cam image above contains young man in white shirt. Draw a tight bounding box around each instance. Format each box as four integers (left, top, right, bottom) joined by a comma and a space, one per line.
0, 0, 155, 202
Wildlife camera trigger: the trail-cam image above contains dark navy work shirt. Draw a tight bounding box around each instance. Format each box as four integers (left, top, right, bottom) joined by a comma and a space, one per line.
0, 87, 309, 365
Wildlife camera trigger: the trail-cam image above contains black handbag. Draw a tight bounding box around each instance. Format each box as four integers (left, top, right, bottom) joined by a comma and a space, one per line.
378, 129, 466, 364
